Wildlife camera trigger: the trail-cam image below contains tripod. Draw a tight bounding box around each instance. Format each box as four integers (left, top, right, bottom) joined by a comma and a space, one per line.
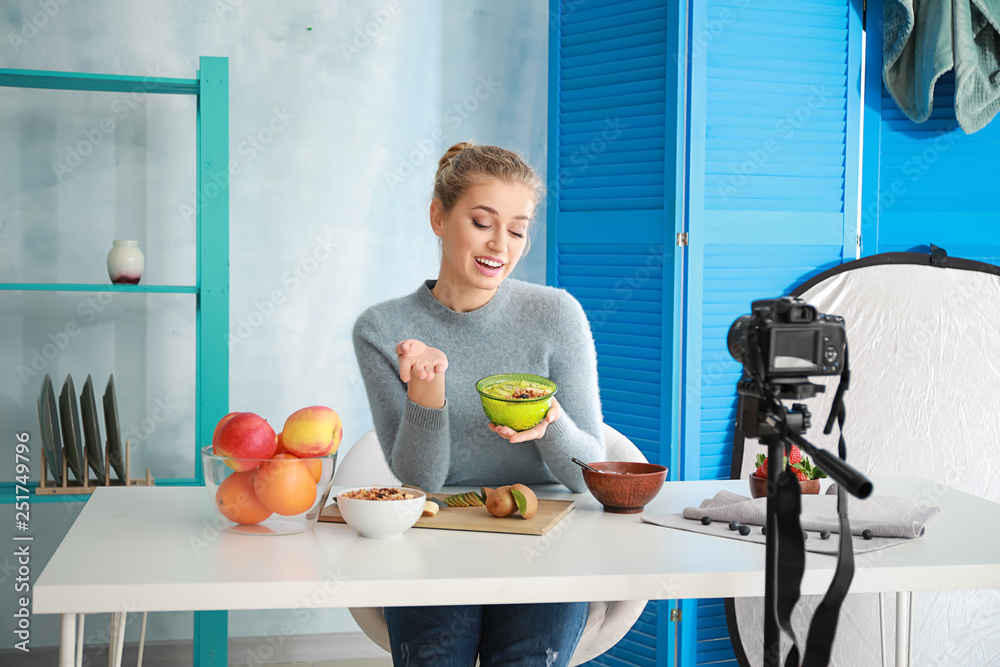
738, 379, 872, 667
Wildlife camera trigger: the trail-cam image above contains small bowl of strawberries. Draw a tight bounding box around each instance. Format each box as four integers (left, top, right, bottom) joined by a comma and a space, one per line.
748, 445, 825, 499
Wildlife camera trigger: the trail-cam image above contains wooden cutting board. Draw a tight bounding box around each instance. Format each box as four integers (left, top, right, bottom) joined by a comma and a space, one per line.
319, 493, 575, 536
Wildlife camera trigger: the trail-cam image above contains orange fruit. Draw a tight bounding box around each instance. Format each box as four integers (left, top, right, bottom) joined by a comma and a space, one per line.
302, 458, 322, 483
215, 470, 272, 525
253, 454, 317, 516
274, 447, 322, 483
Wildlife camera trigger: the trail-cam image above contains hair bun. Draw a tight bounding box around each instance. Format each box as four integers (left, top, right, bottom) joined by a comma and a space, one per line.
437, 141, 474, 173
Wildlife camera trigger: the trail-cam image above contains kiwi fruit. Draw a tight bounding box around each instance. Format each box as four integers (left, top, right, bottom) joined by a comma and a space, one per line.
486, 485, 517, 517
444, 491, 484, 507
510, 484, 538, 520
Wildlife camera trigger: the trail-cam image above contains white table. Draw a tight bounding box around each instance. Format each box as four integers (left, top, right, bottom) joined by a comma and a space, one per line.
34, 476, 1000, 666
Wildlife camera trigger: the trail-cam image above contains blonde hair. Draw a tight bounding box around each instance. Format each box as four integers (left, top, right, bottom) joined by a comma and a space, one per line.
433, 141, 545, 212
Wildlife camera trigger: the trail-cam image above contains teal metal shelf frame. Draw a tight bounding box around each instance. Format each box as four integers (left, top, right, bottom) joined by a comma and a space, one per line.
0, 283, 199, 293
1, 56, 230, 667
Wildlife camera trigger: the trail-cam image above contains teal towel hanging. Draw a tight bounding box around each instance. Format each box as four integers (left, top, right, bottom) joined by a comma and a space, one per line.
883, 0, 1000, 134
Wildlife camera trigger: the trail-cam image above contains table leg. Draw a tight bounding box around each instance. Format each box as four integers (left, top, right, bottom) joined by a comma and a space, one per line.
907, 592, 915, 665
76, 614, 85, 667
895, 591, 911, 667
108, 612, 126, 667
878, 593, 887, 667
59, 613, 76, 667
137, 611, 148, 667
107, 614, 117, 667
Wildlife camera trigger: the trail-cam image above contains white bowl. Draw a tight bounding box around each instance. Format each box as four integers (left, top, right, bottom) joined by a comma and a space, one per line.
335, 486, 426, 539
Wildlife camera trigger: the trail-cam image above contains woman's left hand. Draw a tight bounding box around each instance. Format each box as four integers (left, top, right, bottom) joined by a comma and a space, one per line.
488, 398, 561, 444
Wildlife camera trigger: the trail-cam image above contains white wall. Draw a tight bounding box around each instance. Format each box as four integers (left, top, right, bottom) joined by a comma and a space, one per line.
0, 0, 548, 650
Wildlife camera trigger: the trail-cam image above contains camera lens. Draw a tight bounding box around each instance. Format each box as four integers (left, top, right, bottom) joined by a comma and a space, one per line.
727, 315, 752, 364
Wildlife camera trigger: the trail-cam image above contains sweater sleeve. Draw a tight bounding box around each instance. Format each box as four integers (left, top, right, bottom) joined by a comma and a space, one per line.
533, 292, 606, 493
352, 309, 452, 492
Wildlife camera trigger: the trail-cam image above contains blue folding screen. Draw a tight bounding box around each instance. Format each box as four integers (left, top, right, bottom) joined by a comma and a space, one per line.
681, 1, 860, 662
549, 0, 860, 664
548, 0, 686, 664
862, 0, 1000, 262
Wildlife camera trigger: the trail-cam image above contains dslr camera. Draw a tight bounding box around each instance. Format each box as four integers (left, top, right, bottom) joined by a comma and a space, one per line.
727, 297, 846, 380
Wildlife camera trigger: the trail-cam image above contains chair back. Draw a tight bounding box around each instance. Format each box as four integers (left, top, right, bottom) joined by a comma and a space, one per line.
332, 429, 400, 487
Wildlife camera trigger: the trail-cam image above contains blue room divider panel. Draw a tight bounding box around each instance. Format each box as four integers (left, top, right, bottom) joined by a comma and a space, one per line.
682, 0, 860, 663
549, 1, 686, 664
862, 0, 1000, 263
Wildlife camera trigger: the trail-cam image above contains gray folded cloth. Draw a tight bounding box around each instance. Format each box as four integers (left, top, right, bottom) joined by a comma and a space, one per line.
677, 490, 939, 539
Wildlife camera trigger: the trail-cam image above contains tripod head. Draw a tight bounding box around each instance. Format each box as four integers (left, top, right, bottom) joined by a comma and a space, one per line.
737, 379, 818, 439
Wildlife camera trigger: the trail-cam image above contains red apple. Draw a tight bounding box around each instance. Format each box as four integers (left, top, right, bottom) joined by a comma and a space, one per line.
214, 412, 277, 471
212, 412, 241, 448
281, 406, 343, 458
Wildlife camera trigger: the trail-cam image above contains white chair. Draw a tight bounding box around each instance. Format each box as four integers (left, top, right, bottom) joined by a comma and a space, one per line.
333, 424, 650, 666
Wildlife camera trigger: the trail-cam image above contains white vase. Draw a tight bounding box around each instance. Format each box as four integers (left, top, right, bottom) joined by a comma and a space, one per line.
107, 240, 145, 285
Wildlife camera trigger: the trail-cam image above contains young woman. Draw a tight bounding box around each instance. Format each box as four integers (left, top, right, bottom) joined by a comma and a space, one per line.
353, 142, 605, 666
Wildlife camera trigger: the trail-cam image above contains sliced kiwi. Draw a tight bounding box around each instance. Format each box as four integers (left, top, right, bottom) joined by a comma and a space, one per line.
510, 484, 538, 519
444, 493, 467, 507
444, 491, 484, 507
511, 488, 528, 514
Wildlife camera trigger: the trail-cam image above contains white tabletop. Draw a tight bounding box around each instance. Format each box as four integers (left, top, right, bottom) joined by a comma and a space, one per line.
33, 476, 1000, 615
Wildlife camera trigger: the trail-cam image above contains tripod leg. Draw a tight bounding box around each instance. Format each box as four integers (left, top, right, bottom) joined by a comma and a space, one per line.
763, 436, 783, 667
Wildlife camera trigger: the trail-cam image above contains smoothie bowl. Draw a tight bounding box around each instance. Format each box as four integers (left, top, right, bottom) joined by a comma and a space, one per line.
475, 373, 557, 431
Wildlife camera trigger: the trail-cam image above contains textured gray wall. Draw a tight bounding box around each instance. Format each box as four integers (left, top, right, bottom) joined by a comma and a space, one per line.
0, 0, 548, 650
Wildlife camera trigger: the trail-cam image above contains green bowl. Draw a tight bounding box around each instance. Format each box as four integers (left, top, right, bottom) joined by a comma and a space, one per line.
475, 373, 558, 432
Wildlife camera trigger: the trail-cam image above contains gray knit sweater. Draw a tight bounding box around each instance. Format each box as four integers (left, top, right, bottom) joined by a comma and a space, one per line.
352, 278, 605, 493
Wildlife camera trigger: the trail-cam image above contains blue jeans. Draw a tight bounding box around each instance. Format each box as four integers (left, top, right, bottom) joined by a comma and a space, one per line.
384, 602, 589, 666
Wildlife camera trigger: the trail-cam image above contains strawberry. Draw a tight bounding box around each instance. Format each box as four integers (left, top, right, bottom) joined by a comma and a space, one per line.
788, 445, 802, 465
754, 453, 768, 478
792, 457, 828, 481
789, 465, 810, 482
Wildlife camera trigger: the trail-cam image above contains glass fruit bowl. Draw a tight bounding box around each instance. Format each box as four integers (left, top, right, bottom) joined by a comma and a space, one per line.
201, 445, 337, 536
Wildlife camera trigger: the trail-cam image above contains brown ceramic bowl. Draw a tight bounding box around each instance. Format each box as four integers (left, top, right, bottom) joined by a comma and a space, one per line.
748, 473, 820, 499
582, 461, 668, 514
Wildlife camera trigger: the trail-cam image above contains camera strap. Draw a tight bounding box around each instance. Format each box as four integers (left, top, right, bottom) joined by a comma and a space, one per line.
774, 462, 805, 667
801, 356, 854, 667
769, 353, 855, 667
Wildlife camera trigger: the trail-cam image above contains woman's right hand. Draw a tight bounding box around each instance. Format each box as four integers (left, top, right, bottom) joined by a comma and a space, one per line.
396, 339, 449, 383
